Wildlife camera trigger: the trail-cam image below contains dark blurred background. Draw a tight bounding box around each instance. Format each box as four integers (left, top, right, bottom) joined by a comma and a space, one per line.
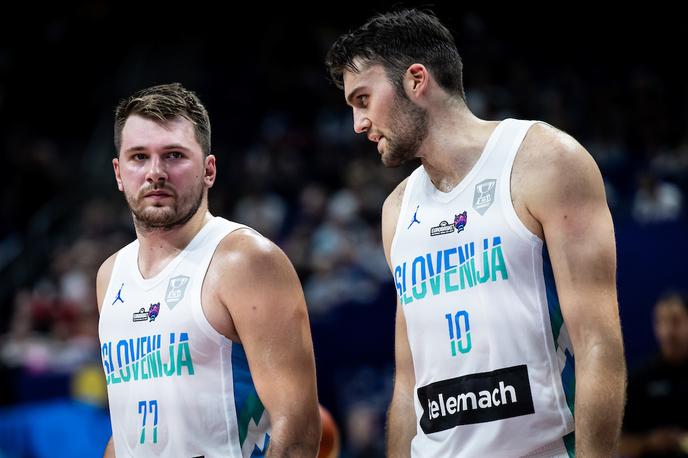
0, 2, 686, 457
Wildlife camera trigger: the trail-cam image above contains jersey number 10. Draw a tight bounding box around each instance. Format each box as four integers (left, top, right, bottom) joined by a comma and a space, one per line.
445, 310, 472, 357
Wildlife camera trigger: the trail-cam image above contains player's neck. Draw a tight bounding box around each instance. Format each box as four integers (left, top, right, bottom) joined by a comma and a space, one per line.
135, 207, 213, 279
419, 107, 498, 193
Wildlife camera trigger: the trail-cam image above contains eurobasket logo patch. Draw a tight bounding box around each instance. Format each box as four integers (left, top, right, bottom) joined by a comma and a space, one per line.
473, 179, 496, 215
417, 365, 534, 434
165, 275, 190, 310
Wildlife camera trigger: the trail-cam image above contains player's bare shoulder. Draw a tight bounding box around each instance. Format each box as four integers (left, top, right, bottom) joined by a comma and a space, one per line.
217, 227, 276, 262
383, 178, 409, 217
514, 122, 606, 223
209, 228, 298, 299
516, 122, 595, 180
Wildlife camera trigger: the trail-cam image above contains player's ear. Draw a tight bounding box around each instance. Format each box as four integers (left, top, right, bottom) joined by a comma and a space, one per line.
204, 154, 216, 188
113, 157, 124, 192
405, 63, 429, 97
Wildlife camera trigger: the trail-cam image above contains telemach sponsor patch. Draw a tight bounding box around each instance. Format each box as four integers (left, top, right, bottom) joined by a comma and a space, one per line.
417, 364, 535, 434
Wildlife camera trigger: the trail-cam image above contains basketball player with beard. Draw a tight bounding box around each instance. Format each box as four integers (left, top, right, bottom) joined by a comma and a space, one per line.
97, 83, 320, 457
327, 9, 626, 457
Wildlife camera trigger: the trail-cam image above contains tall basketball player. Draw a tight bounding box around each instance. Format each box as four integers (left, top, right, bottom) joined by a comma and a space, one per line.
327, 9, 625, 457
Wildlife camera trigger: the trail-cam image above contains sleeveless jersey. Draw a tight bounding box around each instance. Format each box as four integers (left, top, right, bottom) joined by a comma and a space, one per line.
99, 217, 271, 457
390, 119, 575, 457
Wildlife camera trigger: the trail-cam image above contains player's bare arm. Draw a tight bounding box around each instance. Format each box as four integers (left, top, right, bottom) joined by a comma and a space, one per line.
213, 229, 321, 457
382, 180, 416, 456
521, 124, 626, 456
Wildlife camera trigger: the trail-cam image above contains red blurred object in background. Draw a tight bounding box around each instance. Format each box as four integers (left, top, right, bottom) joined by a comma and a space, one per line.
318, 404, 340, 458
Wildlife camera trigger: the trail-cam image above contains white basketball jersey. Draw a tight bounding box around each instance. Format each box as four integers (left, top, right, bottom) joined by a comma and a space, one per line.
99, 217, 271, 457
390, 119, 575, 458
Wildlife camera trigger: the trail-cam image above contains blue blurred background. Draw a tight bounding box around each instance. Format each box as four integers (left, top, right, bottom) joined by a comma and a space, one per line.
0, 3, 686, 457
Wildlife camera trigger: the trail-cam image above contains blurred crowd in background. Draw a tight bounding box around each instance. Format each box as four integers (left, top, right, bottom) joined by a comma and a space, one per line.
0, 3, 686, 457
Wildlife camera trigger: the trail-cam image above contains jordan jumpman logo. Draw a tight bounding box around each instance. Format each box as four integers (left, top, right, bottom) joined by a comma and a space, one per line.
112, 283, 125, 305
407, 205, 421, 229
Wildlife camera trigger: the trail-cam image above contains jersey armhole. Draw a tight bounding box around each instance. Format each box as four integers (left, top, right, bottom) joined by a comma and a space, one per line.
100, 242, 135, 310
193, 223, 252, 347
390, 166, 423, 257
101, 252, 121, 308
499, 121, 544, 245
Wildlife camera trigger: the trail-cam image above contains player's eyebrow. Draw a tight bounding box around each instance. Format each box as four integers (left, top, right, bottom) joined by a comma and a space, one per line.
345, 86, 367, 107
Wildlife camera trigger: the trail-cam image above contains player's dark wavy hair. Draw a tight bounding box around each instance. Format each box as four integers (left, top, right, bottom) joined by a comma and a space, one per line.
114, 83, 211, 156
325, 8, 465, 101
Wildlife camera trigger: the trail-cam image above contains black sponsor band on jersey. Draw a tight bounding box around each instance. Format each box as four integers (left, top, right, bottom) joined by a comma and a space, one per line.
417, 364, 535, 434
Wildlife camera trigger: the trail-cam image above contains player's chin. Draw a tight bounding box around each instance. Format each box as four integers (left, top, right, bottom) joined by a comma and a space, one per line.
380, 152, 402, 168
140, 207, 176, 222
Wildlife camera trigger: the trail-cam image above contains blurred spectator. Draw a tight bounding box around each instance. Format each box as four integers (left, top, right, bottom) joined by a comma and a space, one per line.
346, 403, 382, 458
336, 365, 392, 458
650, 144, 688, 184
304, 189, 385, 316
621, 292, 688, 457
632, 172, 683, 223
232, 189, 287, 241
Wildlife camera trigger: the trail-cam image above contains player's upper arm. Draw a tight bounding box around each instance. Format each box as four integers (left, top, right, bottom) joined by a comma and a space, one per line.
525, 125, 619, 350
382, 179, 416, 386
215, 230, 318, 419
382, 177, 408, 269
96, 253, 117, 313
394, 295, 415, 380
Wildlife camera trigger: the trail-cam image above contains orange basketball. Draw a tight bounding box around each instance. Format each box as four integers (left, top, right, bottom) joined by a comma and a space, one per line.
318, 404, 340, 458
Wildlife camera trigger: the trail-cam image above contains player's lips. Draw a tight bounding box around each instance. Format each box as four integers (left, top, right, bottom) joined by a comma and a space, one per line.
377, 137, 385, 154
144, 190, 172, 198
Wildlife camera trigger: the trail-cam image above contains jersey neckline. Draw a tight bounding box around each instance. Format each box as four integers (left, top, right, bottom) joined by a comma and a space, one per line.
131, 215, 218, 290
421, 119, 509, 204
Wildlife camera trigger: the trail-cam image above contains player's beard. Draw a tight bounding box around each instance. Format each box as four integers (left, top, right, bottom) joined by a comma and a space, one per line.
126, 180, 205, 232
381, 91, 429, 168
